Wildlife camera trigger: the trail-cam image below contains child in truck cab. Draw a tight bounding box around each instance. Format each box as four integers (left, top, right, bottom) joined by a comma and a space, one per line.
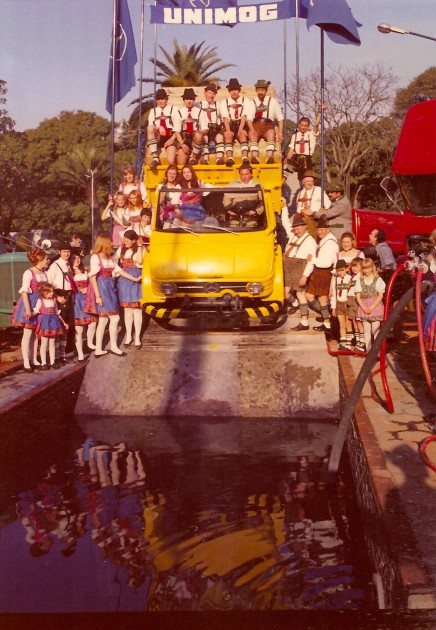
157, 165, 181, 229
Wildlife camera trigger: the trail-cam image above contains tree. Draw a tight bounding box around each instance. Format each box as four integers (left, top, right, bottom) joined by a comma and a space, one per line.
0, 79, 14, 133
393, 66, 436, 121
282, 63, 398, 202
148, 40, 234, 87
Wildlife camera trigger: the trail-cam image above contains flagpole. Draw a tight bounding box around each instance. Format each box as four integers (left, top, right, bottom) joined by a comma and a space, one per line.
295, 0, 300, 123
320, 28, 325, 200
137, 0, 145, 179
283, 19, 287, 151
110, 0, 118, 237
153, 23, 158, 95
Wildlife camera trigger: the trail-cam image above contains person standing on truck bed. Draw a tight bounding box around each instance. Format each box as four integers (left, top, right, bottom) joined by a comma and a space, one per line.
312, 183, 352, 240
249, 79, 284, 165
220, 78, 254, 167
147, 89, 183, 168
222, 164, 264, 227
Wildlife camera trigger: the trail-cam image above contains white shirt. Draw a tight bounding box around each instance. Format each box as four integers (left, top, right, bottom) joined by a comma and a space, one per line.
19, 268, 47, 294
89, 253, 121, 278
114, 246, 144, 268
252, 96, 284, 122
330, 273, 352, 308
198, 100, 222, 129
118, 181, 148, 203
33, 297, 57, 314
47, 258, 73, 291
306, 233, 339, 276
220, 96, 254, 122
288, 129, 319, 156
296, 186, 331, 214
284, 232, 317, 278
178, 105, 202, 133
148, 105, 182, 133
355, 276, 386, 294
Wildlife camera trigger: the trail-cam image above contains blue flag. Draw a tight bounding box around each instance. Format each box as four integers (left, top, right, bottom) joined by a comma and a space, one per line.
306, 0, 361, 46
106, 0, 138, 114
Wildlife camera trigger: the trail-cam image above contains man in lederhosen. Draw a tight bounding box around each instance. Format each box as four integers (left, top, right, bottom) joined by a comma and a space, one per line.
197, 83, 225, 165
282, 213, 317, 331
147, 89, 183, 168
303, 215, 339, 332
249, 79, 284, 165
220, 78, 254, 167
177, 88, 203, 166
47, 242, 76, 362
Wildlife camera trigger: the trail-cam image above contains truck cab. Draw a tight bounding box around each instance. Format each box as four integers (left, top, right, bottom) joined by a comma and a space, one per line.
141, 164, 285, 325
353, 99, 436, 255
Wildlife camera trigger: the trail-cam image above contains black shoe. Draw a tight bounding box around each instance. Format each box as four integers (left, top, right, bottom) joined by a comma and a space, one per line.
251, 156, 260, 165
315, 316, 323, 323
266, 157, 275, 164
41, 364, 49, 371
226, 157, 235, 167
291, 323, 309, 331
313, 324, 331, 332
109, 350, 127, 357
288, 305, 300, 315
23, 366, 34, 373
150, 157, 160, 169
51, 362, 60, 370
216, 157, 224, 165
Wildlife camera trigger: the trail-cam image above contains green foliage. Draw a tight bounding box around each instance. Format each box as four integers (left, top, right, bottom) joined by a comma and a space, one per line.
0, 80, 15, 133
393, 67, 436, 121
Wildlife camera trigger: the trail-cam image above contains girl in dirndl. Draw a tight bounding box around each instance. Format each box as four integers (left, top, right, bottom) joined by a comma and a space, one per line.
355, 258, 386, 351
84, 234, 141, 358
11, 248, 49, 372
33, 282, 65, 370
71, 254, 97, 361
114, 230, 145, 349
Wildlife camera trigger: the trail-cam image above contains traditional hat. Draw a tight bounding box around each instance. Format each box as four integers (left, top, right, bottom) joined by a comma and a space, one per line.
291, 213, 306, 227
182, 88, 196, 100
123, 230, 138, 241
335, 259, 347, 269
226, 78, 242, 90
302, 170, 315, 181
205, 83, 219, 93
327, 182, 344, 193
255, 79, 271, 89
58, 242, 71, 251
155, 88, 169, 99
316, 214, 330, 228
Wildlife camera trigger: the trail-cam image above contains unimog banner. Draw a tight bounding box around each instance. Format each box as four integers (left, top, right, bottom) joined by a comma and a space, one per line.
149, 0, 306, 25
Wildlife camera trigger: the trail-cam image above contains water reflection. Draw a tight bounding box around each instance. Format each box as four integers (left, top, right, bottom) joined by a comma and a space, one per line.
0, 434, 368, 612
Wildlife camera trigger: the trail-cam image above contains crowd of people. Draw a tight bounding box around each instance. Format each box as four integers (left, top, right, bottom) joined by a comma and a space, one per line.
9, 77, 436, 368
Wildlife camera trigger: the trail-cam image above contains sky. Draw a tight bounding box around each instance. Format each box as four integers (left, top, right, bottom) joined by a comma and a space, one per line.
0, 0, 435, 132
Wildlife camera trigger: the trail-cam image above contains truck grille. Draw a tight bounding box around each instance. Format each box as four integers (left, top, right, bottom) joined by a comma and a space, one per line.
173, 282, 249, 294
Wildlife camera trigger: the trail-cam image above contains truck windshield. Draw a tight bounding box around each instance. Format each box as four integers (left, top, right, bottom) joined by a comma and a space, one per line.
155, 186, 267, 232
397, 174, 436, 217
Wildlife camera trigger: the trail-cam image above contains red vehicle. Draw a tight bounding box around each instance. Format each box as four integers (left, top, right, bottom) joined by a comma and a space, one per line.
353, 99, 436, 255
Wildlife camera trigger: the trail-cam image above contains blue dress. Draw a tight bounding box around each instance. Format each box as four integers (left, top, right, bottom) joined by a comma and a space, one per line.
11, 268, 48, 329
117, 249, 142, 308
35, 299, 63, 337
84, 254, 119, 317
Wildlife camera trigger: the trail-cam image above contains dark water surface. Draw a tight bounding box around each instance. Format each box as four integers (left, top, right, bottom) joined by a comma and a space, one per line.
0, 414, 376, 614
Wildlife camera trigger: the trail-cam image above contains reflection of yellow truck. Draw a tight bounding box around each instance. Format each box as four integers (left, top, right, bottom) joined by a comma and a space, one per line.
141, 164, 285, 325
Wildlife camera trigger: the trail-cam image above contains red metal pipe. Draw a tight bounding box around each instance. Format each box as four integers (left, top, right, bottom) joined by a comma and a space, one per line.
415, 266, 436, 399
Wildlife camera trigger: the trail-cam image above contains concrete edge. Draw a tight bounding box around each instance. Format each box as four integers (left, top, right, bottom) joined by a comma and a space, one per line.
339, 355, 436, 609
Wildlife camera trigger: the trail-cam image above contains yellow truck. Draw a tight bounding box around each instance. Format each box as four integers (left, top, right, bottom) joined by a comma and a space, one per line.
141, 163, 285, 326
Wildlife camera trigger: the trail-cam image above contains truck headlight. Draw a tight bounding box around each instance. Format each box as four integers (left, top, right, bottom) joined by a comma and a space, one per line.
246, 282, 264, 295
160, 282, 177, 295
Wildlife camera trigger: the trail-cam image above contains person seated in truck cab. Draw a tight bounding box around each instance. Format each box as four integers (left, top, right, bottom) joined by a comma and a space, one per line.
173, 165, 212, 227
157, 165, 181, 229
222, 164, 264, 228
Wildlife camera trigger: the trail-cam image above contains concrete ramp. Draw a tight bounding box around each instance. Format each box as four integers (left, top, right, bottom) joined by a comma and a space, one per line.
75, 319, 339, 418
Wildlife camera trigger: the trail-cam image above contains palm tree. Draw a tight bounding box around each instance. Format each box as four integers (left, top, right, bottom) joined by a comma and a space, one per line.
129, 39, 234, 126
53, 147, 110, 209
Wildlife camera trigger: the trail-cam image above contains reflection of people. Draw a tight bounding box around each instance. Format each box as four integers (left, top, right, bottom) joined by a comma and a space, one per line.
223, 164, 263, 227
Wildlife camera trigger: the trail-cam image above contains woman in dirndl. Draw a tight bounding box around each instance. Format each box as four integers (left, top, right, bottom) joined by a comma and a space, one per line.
84, 234, 141, 358
11, 247, 48, 372
114, 230, 145, 349
71, 253, 97, 361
